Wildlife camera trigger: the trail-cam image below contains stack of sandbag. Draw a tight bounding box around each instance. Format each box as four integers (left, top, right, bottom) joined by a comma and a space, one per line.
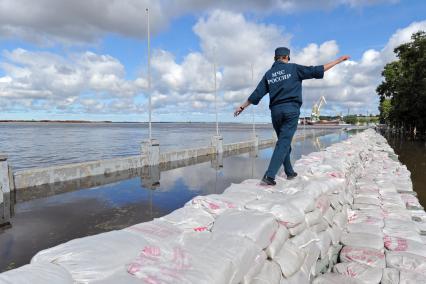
316, 129, 426, 284
26, 130, 370, 284
3, 129, 424, 284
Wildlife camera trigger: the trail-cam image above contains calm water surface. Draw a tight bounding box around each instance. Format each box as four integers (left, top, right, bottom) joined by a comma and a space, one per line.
384, 132, 426, 207
0, 130, 354, 271
0, 122, 274, 170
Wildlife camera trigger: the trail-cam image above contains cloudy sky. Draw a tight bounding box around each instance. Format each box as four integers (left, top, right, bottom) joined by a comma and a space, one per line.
0, 0, 425, 122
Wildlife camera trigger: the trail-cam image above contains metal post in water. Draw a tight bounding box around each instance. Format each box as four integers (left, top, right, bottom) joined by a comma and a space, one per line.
0, 154, 11, 227
140, 8, 160, 166
146, 8, 152, 140
214, 49, 219, 136
210, 48, 223, 154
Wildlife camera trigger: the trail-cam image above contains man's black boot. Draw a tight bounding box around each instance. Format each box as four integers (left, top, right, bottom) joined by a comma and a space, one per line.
287, 172, 298, 180
261, 175, 276, 186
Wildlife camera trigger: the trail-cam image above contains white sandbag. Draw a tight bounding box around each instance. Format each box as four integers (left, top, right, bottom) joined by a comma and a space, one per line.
411, 210, 426, 222
416, 221, 426, 235
347, 211, 384, 228
327, 244, 342, 265
354, 196, 381, 206
186, 194, 240, 215
383, 218, 422, 242
314, 257, 329, 276
384, 235, 426, 258
329, 195, 343, 210
383, 228, 422, 242
285, 192, 315, 213
274, 242, 306, 278
327, 225, 342, 245
288, 221, 307, 236
256, 192, 293, 205
333, 262, 382, 284
310, 219, 328, 233
382, 205, 412, 222
347, 223, 383, 237
400, 194, 424, 210
128, 233, 261, 284
385, 251, 426, 274
340, 232, 384, 250
315, 231, 332, 259
221, 191, 259, 206
280, 269, 310, 284
245, 200, 304, 228
322, 207, 335, 225
300, 242, 321, 278
381, 268, 399, 284
0, 262, 73, 284
332, 212, 347, 229
266, 224, 290, 258
290, 229, 319, 249
223, 182, 271, 199
212, 210, 278, 249
124, 219, 183, 242
305, 209, 322, 226
160, 206, 214, 231
352, 203, 381, 210
242, 251, 267, 284
381, 194, 405, 208
250, 261, 282, 284
315, 195, 331, 214
31, 230, 150, 282
399, 270, 426, 284
90, 269, 142, 284
340, 246, 385, 268
312, 272, 365, 284
385, 218, 420, 233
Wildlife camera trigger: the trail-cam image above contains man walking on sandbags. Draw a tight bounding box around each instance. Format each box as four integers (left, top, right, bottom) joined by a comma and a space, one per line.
234, 47, 349, 185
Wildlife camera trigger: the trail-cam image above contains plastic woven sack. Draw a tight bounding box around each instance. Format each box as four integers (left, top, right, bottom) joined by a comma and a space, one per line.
340, 246, 385, 268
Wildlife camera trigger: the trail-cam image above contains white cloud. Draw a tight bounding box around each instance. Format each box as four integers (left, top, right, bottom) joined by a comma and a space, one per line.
0, 0, 397, 44
1, 9, 424, 121
0, 49, 145, 113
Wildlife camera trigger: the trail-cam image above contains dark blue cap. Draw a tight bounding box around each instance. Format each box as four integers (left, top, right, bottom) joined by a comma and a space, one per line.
275, 47, 290, 57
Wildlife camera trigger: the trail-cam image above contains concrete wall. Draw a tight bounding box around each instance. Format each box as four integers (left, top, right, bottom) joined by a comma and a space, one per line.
14, 155, 145, 190
12, 129, 341, 190
159, 146, 214, 165
14, 140, 254, 190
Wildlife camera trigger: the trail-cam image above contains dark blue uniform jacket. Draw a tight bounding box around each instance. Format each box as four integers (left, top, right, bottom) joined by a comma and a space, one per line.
248, 61, 324, 111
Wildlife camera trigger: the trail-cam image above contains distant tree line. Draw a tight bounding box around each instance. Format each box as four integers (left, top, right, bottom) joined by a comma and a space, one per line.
343, 115, 379, 125
377, 31, 426, 137
313, 115, 379, 125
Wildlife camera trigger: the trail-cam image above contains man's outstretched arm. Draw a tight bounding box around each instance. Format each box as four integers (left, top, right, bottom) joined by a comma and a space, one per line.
234, 74, 268, 117
324, 55, 350, 71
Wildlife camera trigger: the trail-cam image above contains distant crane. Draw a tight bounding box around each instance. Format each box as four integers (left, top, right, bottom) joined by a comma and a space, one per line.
311, 96, 327, 122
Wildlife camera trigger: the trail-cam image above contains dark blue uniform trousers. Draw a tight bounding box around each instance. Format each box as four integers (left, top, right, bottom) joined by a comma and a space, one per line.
265, 105, 299, 178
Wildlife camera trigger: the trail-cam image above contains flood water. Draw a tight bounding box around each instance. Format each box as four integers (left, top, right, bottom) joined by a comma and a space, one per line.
384, 131, 426, 207
0, 130, 356, 271
0, 122, 275, 170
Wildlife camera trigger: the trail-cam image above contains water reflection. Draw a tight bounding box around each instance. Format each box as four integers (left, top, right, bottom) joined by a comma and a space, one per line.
0, 130, 354, 271
382, 131, 426, 207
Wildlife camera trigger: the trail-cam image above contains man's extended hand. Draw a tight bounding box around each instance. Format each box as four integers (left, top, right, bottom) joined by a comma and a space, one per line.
339, 55, 350, 62
324, 55, 351, 71
234, 106, 244, 117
